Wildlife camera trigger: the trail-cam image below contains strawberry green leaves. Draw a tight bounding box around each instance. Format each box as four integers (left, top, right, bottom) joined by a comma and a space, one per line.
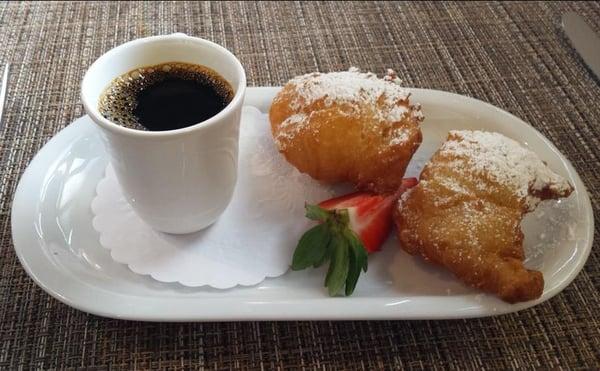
291, 204, 369, 296
291, 224, 331, 270
325, 236, 349, 296
344, 230, 368, 296
304, 203, 330, 222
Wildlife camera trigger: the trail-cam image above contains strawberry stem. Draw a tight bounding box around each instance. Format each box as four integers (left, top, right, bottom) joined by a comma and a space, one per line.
292, 204, 369, 297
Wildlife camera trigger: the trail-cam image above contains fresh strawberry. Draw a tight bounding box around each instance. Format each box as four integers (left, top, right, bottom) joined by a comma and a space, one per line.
319, 177, 418, 253
291, 178, 418, 296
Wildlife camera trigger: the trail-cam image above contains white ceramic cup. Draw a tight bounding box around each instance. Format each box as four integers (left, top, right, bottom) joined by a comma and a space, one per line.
81, 34, 246, 234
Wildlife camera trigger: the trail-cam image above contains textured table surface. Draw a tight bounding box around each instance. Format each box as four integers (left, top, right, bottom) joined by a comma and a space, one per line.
1, 1, 599, 369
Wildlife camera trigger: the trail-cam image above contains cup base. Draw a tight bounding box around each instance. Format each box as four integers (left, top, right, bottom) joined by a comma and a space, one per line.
153, 218, 218, 235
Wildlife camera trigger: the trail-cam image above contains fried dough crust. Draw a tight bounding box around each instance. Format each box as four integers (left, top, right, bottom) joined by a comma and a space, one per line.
395, 131, 573, 303
269, 69, 423, 193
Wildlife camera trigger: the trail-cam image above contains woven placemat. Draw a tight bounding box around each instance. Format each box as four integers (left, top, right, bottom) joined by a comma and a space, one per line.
1, 1, 599, 369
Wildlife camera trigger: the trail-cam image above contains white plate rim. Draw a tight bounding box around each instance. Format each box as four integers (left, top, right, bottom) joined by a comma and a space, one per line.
10, 87, 594, 321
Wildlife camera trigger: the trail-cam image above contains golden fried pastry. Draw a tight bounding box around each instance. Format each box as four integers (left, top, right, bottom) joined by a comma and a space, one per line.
394, 130, 573, 303
269, 68, 424, 193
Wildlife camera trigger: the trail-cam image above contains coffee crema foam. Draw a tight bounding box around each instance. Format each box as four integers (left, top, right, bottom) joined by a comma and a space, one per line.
98, 62, 234, 131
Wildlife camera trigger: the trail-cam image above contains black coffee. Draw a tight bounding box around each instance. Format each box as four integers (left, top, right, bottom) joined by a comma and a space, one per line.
98, 62, 234, 131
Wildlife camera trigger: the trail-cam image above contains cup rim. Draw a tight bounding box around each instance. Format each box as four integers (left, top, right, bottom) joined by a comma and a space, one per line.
81, 33, 247, 138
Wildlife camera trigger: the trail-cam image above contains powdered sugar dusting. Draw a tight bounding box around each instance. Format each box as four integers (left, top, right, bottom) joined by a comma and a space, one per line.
389, 127, 410, 146
280, 113, 307, 128
275, 113, 310, 145
440, 130, 572, 210
289, 68, 413, 122
438, 176, 471, 195
398, 186, 416, 208
275, 67, 423, 149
